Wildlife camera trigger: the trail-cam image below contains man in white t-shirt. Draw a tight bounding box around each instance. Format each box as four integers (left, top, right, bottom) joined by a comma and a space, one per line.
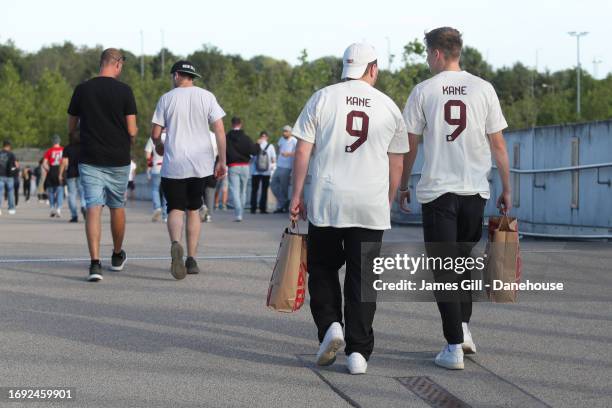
151, 60, 227, 280
400, 27, 511, 370
290, 43, 409, 375
144, 131, 167, 222
270, 125, 296, 213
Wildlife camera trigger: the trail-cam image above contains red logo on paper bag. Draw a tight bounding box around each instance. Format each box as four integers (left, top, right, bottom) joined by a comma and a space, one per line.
293, 262, 307, 311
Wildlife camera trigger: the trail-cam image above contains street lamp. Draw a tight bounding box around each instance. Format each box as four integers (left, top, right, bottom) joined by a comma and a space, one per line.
568, 31, 588, 119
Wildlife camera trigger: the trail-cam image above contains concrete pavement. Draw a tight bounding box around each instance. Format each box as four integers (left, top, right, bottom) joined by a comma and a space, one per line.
0, 199, 610, 407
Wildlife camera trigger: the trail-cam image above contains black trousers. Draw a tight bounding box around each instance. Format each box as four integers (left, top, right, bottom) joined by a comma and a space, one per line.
307, 223, 383, 360
23, 180, 31, 201
422, 193, 486, 345
250, 175, 270, 212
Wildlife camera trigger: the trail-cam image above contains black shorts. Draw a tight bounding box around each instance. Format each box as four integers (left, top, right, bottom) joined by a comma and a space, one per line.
161, 177, 205, 211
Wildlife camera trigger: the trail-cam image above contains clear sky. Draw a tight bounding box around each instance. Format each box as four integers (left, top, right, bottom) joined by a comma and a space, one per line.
3, 0, 609, 78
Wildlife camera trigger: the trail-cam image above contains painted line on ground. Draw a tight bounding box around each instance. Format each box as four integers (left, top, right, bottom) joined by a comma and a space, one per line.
0, 254, 277, 264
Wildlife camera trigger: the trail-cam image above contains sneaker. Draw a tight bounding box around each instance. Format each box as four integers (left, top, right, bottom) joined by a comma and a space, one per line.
462, 323, 477, 354
316, 322, 345, 366
170, 241, 186, 280
0, 209, 2, 216
69, 216, 78, 223
56, 209, 61, 218
8, 209, 16, 215
347, 352, 368, 375
434, 345, 464, 370
204, 214, 212, 223
50, 210, 56, 218
110, 250, 127, 271
273, 208, 285, 214
88, 263, 103, 282
152, 208, 162, 222
233, 217, 242, 222
185, 256, 200, 274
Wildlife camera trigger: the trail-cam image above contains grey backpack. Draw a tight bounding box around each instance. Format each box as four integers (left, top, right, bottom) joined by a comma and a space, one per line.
255, 143, 270, 172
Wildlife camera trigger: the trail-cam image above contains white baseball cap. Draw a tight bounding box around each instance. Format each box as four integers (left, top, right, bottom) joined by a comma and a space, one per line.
341, 43, 378, 80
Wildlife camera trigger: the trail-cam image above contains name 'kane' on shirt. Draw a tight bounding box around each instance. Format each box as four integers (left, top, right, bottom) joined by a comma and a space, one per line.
292, 80, 410, 230
403, 70, 508, 204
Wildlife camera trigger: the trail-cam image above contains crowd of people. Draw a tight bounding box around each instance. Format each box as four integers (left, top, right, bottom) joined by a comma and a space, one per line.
1, 26, 512, 376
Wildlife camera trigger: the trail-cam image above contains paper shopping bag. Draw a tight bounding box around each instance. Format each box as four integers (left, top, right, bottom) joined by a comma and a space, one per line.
266, 225, 307, 312
485, 215, 522, 303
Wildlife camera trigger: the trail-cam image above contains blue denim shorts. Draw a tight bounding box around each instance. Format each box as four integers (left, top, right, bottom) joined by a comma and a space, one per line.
79, 163, 130, 209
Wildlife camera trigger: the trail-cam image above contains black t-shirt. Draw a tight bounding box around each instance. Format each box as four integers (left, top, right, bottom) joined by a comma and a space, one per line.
67, 77, 137, 167
0, 150, 16, 177
62, 143, 82, 178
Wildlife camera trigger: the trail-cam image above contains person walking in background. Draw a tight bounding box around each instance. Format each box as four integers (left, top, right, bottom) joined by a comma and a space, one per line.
400, 27, 511, 370
214, 172, 228, 211
271, 125, 296, 213
60, 130, 86, 222
22, 166, 32, 202
12, 168, 20, 207
34, 158, 46, 202
0, 140, 18, 215
127, 159, 137, 200
200, 131, 220, 223
226, 117, 259, 222
290, 43, 408, 375
151, 60, 227, 279
42, 135, 64, 218
250, 131, 276, 214
145, 131, 167, 222
68, 48, 138, 282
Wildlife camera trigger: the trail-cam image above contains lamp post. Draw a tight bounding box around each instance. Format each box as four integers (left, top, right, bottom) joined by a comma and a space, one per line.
568, 31, 588, 119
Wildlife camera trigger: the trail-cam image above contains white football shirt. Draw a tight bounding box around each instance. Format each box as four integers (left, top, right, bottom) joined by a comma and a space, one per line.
403, 70, 507, 204
293, 80, 410, 230
144, 132, 166, 174
152, 86, 225, 179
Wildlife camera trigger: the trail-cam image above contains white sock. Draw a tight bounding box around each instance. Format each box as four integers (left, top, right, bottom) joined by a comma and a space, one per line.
448, 344, 462, 351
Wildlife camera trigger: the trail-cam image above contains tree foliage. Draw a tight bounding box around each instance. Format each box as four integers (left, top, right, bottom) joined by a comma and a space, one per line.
0, 39, 610, 164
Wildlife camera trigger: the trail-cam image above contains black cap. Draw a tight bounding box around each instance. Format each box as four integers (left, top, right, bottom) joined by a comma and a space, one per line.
170, 60, 201, 78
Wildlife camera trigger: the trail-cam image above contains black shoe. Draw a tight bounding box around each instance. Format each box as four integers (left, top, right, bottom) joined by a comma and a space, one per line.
185, 256, 200, 274
110, 250, 127, 271
88, 263, 103, 282
260, 210, 269, 214
250, 209, 256, 214
273, 208, 285, 214
170, 241, 186, 280
81, 207, 87, 219
69, 216, 78, 223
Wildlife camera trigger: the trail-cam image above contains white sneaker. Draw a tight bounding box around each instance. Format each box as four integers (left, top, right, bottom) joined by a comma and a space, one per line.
316, 322, 345, 366
434, 345, 464, 370
56, 209, 61, 218
0, 209, 2, 216
346, 352, 367, 375
8, 209, 15, 215
462, 323, 477, 354
50, 209, 56, 218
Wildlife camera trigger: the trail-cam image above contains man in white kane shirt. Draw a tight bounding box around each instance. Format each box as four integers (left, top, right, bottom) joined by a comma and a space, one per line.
400, 27, 511, 370
151, 60, 227, 280
290, 43, 409, 375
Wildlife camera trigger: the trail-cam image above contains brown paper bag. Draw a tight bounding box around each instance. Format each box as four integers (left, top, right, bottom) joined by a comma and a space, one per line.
266, 224, 307, 312
485, 215, 522, 303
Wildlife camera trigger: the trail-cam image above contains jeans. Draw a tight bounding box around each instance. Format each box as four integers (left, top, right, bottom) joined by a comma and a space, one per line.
67, 177, 85, 218
307, 223, 384, 360
48, 185, 64, 210
150, 173, 167, 217
228, 165, 250, 219
422, 193, 486, 345
0, 176, 15, 210
271, 167, 292, 210
78, 164, 130, 209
